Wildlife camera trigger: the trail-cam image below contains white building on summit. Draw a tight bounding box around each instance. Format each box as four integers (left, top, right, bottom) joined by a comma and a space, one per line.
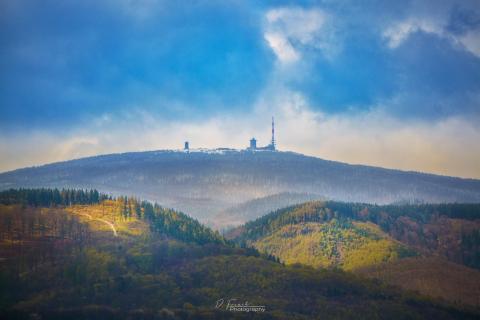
182, 117, 276, 152
249, 138, 257, 149
248, 117, 276, 151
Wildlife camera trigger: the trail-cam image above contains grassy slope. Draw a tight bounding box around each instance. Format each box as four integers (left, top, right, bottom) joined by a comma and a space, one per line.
65, 200, 149, 237
252, 220, 414, 270
1, 203, 477, 319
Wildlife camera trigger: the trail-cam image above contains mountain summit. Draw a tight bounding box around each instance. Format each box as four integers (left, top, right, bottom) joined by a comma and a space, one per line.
1, 149, 479, 224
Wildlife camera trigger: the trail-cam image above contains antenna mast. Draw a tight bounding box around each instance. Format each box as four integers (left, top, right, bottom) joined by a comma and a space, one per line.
271, 116, 275, 150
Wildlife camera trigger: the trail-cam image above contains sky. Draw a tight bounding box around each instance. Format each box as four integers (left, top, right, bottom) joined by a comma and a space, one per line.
1, 0, 479, 178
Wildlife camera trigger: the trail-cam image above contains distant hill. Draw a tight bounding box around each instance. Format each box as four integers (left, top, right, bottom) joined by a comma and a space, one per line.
228, 201, 480, 307
229, 201, 416, 270
212, 192, 325, 228
229, 201, 480, 270
1, 149, 480, 224
252, 219, 415, 270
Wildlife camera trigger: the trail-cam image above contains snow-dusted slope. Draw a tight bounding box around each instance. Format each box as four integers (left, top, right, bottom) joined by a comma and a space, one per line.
1, 149, 480, 223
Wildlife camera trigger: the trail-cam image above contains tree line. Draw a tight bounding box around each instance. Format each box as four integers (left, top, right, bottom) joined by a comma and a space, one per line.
239, 200, 480, 242
0, 188, 227, 246
0, 188, 110, 207
116, 196, 227, 245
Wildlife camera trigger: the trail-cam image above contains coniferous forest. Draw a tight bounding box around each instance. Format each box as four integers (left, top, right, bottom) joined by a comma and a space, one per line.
0, 188, 479, 319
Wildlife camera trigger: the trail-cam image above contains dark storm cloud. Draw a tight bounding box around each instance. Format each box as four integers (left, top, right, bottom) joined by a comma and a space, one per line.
0, 0, 479, 129
0, 0, 273, 129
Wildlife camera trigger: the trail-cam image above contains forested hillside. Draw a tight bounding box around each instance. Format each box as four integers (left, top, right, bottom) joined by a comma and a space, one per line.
357, 256, 480, 307
1, 150, 480, 224
231, 201, 480, 269
1, 189, 478, 319
0, 188, 225, 246
229, 201, 480, 307
251, 220, 415, 270
0, 188, 109, 206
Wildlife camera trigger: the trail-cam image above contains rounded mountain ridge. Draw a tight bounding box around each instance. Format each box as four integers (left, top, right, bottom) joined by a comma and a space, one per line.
0, 149, 479, 222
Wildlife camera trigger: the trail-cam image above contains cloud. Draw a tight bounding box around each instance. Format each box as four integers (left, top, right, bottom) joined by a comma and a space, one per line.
458, 29, 480, 56
1, 0, 479, 180
383, 19, 443, 49
264, 7, 337, 63
2, 90, 480, 179
384, 18, 480, 57
0, 0, 273, 129
264, 32, 299, 63
277, 2, 480, 120
293, 111, 480, 179
382, 1, 480, 57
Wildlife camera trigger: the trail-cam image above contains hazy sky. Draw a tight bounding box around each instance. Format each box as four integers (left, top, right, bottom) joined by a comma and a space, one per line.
1, 0, 479, 178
